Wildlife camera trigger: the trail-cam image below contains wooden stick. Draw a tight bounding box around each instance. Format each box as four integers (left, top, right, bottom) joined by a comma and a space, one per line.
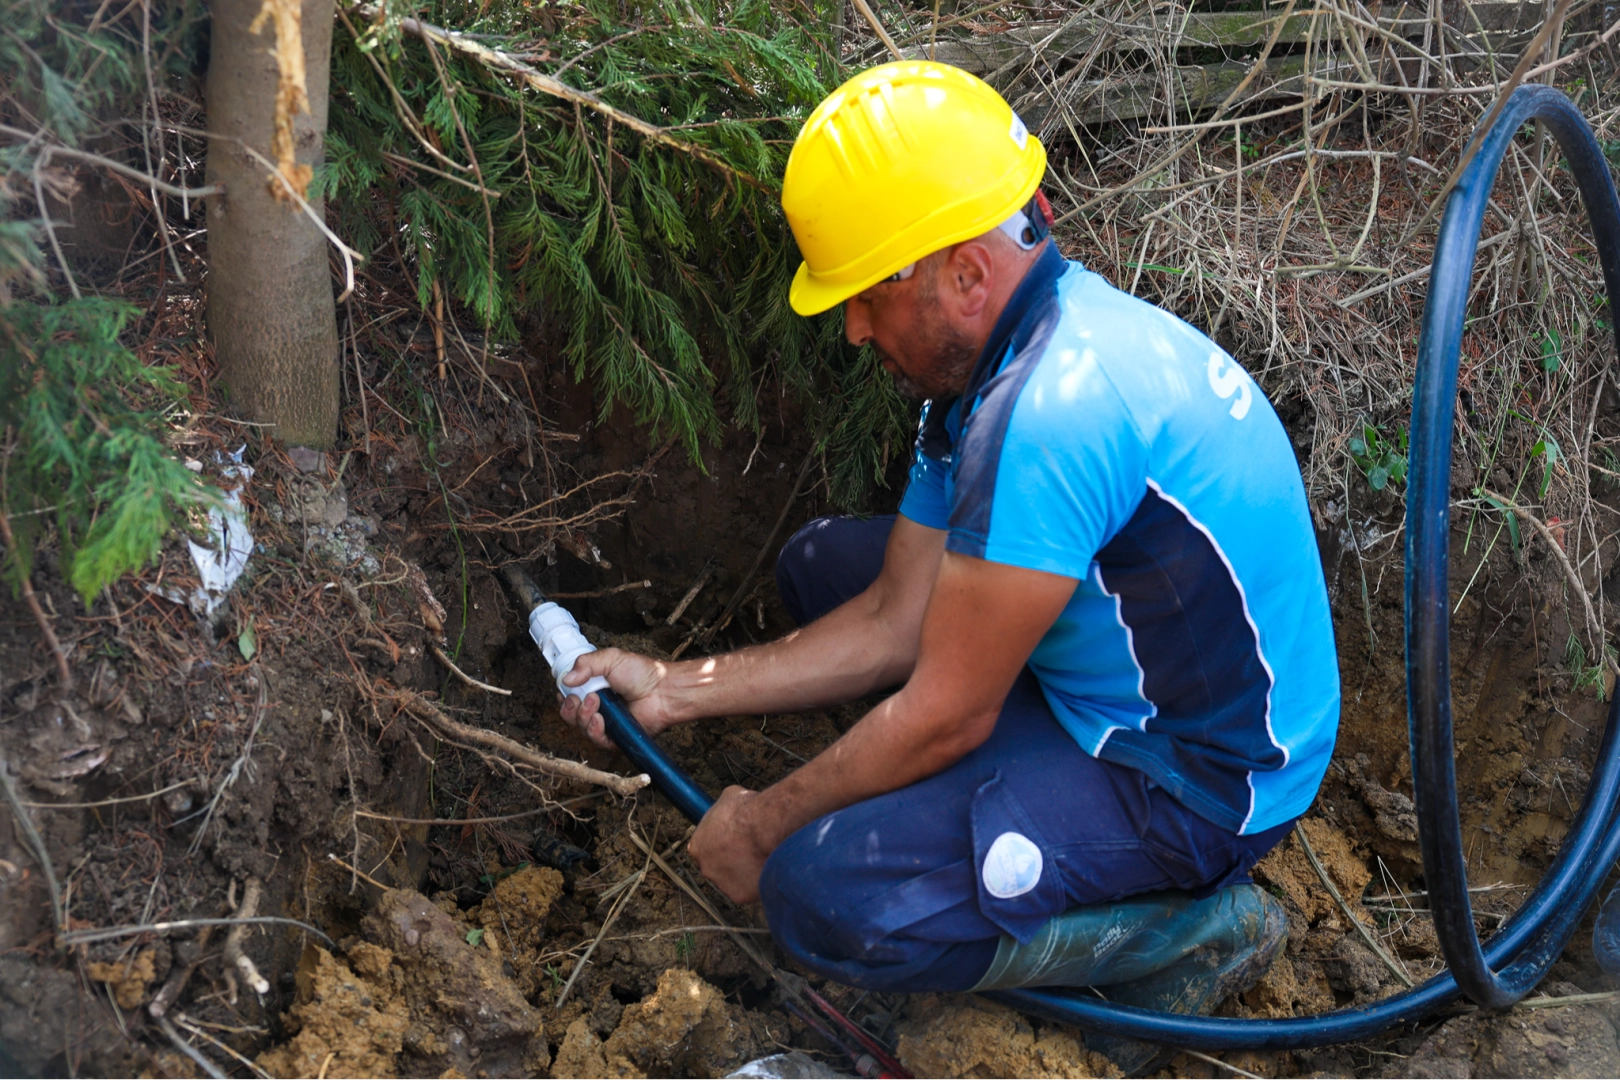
665, 565, 713, 626
693, 445, 817, 654
548, 580, 651, 599
389, 687, 650, 796
849, 0, 903, 60
1295, 822, 1414, 988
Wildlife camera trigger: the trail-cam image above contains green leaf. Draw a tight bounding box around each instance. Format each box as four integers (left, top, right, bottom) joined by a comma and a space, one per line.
1541, 328, 1563, 371
1539, 436, 1562, 498
1368, 465, 1389, 491
238, 621, 257, 661
466, 928, 485, 947
1479, 490, 1523, 554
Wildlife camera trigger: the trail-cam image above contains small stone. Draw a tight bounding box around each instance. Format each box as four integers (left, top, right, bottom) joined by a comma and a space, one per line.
288, 446, 324, 473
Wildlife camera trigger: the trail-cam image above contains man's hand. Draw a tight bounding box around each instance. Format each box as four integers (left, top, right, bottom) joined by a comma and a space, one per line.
558, 648, 682, 748
688, 786, 771, 903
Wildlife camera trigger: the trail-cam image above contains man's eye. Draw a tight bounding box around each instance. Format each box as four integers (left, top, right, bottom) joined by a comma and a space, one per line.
885, 263, 917, 284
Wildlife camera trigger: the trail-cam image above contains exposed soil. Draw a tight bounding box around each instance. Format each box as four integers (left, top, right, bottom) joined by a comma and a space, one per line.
6, 302, 1620, 1079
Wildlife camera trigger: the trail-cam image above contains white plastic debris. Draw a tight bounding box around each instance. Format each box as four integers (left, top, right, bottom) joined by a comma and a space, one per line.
187, 447, 254, 619
153, 447, 255, 621
727, 1052, 852, 1078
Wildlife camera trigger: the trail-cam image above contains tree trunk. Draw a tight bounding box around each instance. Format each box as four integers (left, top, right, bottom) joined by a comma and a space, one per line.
204, 0, 339, 449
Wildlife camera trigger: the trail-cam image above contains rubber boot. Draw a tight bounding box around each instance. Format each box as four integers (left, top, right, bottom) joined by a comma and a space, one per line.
970, 884, 1287, 1076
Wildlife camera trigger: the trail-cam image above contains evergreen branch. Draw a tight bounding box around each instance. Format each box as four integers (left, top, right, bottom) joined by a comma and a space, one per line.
350, 2, 776, 193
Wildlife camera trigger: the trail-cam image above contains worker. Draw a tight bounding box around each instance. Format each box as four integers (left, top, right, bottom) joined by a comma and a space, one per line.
561, 61, 1339, 1067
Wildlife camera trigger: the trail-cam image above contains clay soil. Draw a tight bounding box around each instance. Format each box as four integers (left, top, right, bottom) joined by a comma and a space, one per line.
7, 303, 1620, 1079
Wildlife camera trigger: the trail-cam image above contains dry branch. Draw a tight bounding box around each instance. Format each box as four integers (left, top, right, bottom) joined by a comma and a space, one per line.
350, 2, 770, 191
386, 686, 650, 796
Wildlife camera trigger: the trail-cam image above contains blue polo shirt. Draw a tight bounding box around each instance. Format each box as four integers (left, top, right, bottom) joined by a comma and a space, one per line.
899, 245, 1339, 835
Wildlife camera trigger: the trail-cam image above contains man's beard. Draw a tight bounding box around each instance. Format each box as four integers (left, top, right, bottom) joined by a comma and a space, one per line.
879, 317, 980, 401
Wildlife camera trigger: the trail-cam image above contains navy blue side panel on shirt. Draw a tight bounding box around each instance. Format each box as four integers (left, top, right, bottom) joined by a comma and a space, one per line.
1092, 486, 1284, 825
895, 246, 1340, 836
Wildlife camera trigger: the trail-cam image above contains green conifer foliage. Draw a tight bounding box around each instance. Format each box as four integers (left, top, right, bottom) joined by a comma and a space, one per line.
328, 0, 910, 503
1, 0, 207, 603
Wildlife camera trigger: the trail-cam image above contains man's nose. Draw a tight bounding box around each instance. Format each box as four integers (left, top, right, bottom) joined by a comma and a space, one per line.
843, 297, 874, 346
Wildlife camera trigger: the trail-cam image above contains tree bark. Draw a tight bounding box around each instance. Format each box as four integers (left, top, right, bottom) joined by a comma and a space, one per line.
205, 0, 339, 449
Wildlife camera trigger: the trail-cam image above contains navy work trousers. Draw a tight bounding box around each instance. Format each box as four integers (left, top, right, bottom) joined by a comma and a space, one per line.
761, 515, 1294, 993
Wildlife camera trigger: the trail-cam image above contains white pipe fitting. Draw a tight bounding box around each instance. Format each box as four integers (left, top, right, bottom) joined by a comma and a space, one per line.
528, 602, 611, 699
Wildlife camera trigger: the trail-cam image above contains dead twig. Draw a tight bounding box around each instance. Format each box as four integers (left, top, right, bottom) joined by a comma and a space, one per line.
156, 1015, 227, 1080
0, 755, 64, 938
63, 916, 334, 948
1295, 822, 1414, 988
1397, 0, 1576, 246
353, 790, 605, 826
22, 778, 198, 810
387, 685, 650, 796
556, 826, 685, 1006
547, 580, 652, 599
326, 853, 390, 890
1179, 1049, 1262, 1079
352, 2, 771, 191
692, 444, 817, 653
665, 563, 714, 626
849, 0, 903, 60
189, 663, 268, 856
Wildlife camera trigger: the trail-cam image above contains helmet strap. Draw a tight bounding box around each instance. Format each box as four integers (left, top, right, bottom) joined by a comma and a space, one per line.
997, 191, 1052, 251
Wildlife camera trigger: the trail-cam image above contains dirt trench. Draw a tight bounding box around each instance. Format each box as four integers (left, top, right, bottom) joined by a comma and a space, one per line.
5, 355, 1620, 1078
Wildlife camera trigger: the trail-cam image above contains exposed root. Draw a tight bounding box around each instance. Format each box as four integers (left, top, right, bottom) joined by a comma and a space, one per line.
383, 683, 651, 796
224, 877, 271, 1000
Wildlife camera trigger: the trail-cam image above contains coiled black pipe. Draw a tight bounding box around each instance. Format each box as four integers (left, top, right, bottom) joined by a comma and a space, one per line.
559, 85, 1620, 1049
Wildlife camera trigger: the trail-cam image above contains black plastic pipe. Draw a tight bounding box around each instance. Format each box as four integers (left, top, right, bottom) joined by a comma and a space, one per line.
538, 85, 1620, 1049
596, 688, 716, 824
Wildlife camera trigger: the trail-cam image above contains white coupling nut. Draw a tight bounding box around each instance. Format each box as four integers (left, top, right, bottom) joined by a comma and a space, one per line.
528, 602, 610, 699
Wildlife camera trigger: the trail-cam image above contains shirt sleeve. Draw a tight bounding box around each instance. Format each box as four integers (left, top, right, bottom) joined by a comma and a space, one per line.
897, 397, 953, 530
947, 355, 1146, 578
898, 448, 950, 529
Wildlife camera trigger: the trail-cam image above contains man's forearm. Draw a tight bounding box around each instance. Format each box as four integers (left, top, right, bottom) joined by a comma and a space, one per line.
747, 686, 997, 850
659, 517, 944, 722
659, 589, 913, 720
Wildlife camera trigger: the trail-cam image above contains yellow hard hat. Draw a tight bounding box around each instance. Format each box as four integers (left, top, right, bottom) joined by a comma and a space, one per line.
782, 61, 1047, 316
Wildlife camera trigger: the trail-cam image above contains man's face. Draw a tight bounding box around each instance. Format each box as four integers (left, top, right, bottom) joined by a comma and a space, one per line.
844, 255, 980, 401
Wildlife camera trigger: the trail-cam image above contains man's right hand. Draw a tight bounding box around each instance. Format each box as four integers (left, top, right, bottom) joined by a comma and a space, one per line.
557, 648, 682, 749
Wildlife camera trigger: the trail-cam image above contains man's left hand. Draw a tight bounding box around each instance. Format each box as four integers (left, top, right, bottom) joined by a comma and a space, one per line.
689, 786, 772, 903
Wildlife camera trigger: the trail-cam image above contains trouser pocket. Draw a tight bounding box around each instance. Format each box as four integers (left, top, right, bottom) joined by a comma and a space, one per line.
971, 771, 1068, 943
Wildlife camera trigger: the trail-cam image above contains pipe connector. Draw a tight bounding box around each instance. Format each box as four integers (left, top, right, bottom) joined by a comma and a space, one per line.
528, 602, 610, 699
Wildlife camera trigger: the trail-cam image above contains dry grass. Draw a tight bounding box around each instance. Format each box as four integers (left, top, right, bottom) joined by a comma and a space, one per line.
847, 0, 1620, 671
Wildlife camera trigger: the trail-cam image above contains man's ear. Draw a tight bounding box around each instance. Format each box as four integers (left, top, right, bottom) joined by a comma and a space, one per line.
943, 241, 994, 318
